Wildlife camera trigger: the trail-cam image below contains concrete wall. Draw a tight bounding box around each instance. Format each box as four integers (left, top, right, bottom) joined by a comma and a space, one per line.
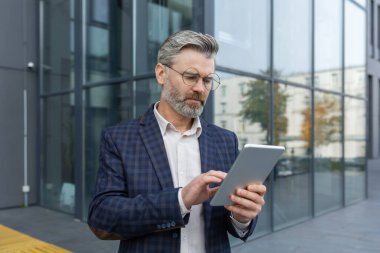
0, 0, 38, 208
368, 159, 380, 199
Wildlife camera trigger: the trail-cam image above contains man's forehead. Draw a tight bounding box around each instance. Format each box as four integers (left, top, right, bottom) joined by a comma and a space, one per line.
172, 49, 215, 73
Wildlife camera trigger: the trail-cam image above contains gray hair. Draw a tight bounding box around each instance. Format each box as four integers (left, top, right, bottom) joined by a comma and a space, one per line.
157, 30, 219, 66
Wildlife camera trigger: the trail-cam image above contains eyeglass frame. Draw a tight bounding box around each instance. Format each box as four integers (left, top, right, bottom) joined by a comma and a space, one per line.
162, 64, 221, 91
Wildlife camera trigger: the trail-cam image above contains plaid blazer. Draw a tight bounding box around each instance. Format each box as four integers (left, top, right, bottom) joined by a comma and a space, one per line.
88, 105, 257, 253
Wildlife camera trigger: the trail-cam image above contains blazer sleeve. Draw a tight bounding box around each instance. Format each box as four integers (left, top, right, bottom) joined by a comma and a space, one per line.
87, 129, 189, 240
226, 215, 258, 241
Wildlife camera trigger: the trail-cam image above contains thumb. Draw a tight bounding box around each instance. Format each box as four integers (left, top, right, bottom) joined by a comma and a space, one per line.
208, 186, 219, 197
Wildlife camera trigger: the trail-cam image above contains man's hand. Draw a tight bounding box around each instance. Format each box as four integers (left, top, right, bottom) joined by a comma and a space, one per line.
181, 170, 226, 210
224, 184, 266, 223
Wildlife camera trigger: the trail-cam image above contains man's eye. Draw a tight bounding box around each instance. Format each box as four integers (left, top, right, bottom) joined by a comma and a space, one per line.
184, 74, 199, 81
204, 78, 213, 84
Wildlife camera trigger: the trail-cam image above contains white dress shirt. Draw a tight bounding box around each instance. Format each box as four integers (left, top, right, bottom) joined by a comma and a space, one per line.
153, 102, 250, 253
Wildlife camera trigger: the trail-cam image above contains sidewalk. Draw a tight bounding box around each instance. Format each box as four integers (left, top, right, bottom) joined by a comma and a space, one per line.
234, 164, 380, 253
0, 166, 378, 253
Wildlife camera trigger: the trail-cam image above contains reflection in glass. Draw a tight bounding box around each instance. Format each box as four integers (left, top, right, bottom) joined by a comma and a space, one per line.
344, 98, 366, 204
135, 0, 193, 75
84, 80, 161, 217
215, 0, 270, 75
214, 72, 271, 237
91, 0, 109, 23
86, 0, 133, 82
315, 0, 342, 92
378, 5, 380, 58
43, 0, 75, 93
42, 94, 75, 213
353, 0, 366, 7
314, 92, 343, 215
273, 84, 312, 229
344, 1, 366, 97
274, 0, 311, 84
215, 73, 269, 148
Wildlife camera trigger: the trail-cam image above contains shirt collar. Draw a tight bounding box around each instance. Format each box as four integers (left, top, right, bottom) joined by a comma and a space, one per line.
153, 101, 202, 137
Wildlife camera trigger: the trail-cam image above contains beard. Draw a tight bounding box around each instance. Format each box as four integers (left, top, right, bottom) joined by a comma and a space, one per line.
161, 81, 207, 118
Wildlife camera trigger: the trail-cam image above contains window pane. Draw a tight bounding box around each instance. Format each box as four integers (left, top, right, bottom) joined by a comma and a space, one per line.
353, 0, 366, 7
91, 0, 109, 23
378, 5, 380, 56
42, 94, 75, 213
43, 0, 75, 93
345, 98, 366, 204
84, 79, 161, 218
314, 92, 343, 215
135, 0, 194, 75
370, 0, 374, 57
315, 0, 342, 92
344, 1, 366, 97
215, 0, 270, 75
214, 72, 271, 237
274, 0, 311, 84
86, 0, 133, 82
215, 73, 270, 147
273, 84, 312, 229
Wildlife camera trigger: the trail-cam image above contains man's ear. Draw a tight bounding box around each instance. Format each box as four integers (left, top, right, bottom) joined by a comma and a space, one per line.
155, 63, 166, 86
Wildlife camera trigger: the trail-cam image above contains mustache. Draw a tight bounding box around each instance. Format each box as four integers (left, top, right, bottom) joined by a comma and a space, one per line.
184, 94, 205, 104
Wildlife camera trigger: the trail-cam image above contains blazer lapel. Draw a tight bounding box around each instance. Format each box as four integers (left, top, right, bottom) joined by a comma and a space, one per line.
139, 105, 174, 189
199, 119, 219, 232
199, 118, 223, 174
199, 120, 212, 174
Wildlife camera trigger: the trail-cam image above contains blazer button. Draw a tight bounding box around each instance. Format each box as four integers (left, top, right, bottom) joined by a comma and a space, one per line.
162, 223, 166, 229
172, 232, 178, 239
171, 221, 176, 227
157, 224, 161, 229
166, 222, 171, 228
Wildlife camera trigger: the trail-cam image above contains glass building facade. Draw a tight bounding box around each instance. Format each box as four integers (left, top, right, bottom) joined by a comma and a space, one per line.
38, 0, 367, 244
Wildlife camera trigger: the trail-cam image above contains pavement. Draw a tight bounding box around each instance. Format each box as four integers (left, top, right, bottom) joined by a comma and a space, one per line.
235, 166, 380, 253
0, 165, 379, 253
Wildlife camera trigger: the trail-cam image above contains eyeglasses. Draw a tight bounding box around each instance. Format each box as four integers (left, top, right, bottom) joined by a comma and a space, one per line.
163, 64, 221, 91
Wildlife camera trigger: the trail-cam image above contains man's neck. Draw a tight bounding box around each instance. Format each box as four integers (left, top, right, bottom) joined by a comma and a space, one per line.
156, 101, 194, 133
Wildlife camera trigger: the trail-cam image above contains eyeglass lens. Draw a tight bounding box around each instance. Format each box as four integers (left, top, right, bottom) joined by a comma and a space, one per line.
182, 68, 220, 90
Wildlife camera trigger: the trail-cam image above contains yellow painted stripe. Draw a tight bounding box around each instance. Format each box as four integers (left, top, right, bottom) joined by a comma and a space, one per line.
0, 224, 72, 253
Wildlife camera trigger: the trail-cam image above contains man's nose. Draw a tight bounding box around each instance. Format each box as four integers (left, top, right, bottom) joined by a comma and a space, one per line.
192, 78, 207, 92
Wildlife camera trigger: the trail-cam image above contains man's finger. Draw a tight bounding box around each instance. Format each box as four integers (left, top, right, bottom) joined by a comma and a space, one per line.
206, 170, 227, 179
247, 184, 267, 196
208, 186, 219, 197
201, 171, 227, 185
230, 193, 257, 210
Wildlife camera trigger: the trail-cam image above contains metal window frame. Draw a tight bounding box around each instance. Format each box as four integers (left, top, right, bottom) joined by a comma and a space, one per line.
37, 0, 370, 227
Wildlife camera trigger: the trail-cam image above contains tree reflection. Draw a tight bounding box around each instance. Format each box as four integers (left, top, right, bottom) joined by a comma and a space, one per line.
239, 76, 288, 145
301, 94, 341, 149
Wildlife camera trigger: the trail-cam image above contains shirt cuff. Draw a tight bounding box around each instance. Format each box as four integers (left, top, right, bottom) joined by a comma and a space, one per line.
230, 213, 251, 237
178, 188, 191, 217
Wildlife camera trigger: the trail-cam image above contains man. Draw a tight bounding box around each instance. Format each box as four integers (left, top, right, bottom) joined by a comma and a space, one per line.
88, 30, 266, 253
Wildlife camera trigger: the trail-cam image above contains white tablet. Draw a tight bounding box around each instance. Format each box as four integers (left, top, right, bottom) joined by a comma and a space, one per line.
210, 144, 285, 206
